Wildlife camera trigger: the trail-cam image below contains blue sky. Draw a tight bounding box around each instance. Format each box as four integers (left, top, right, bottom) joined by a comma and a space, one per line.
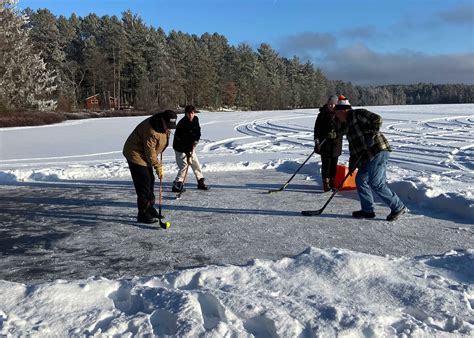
19, 0, 474, 85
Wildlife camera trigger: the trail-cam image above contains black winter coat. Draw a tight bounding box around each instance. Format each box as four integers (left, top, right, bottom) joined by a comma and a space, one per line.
314, 104, 344, 157
173, 115, 201, 154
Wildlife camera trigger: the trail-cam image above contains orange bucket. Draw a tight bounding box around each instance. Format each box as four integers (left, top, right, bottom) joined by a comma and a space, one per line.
334, 164, 357, 190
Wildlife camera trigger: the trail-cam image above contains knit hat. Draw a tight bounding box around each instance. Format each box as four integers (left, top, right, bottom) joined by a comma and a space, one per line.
161, 110, 177, 129
334, 95, 352, 110
327, 95, 338, 105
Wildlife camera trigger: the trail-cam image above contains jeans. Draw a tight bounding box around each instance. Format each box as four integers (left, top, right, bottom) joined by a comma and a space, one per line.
355, 150, 404, 213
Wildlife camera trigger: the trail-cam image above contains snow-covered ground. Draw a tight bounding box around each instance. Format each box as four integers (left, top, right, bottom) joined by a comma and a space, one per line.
0, 104, 473, 336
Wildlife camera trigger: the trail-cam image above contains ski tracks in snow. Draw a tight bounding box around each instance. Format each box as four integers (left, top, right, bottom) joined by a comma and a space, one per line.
385, 115, 474, 180
201, 112, 474, 185
202, 115, 314, 157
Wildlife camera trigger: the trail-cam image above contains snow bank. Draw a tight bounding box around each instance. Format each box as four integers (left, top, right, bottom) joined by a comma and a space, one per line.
1, 247, 472, 336
388, 169, 474, 221
0, 162, 130, 182
1, 157, 472, 221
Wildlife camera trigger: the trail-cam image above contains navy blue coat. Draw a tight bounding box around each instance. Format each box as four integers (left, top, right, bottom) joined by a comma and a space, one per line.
314, 105, 344, 157
173, 115, 201, 155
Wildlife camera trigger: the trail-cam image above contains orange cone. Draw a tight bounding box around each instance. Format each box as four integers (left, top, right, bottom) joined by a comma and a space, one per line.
334, 164, 357, 190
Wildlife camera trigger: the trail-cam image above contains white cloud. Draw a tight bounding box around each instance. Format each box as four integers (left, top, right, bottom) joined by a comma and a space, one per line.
322, 44, 474, 85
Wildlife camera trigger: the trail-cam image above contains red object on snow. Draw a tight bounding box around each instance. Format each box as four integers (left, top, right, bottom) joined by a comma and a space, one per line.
334, 164, 357, 190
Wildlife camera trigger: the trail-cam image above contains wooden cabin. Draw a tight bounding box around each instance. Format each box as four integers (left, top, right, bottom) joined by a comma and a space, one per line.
85, 94, 121, 110
85, 94, 101, 110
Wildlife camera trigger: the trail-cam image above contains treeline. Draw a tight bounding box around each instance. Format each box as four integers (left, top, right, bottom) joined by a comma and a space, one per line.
336, 82, 474, 106
21, 7, 330, 111
1, 1, 473, 113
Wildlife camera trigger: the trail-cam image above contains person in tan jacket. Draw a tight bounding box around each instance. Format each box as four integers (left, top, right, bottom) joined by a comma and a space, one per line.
123, 110, 177, 223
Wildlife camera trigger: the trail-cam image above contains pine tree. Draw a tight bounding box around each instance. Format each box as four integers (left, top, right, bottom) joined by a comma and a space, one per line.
234, 43, 258, 109
0, 0, 57, 111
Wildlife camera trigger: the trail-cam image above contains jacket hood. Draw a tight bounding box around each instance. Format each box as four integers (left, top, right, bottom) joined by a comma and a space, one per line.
150, 110, 177, 132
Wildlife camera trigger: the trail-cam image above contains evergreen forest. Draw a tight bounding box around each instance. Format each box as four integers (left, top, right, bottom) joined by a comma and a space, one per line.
1, 0, 473, 114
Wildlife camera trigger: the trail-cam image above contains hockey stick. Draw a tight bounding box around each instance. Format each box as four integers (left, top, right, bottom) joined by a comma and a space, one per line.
267, 140, 326, 194
158, 153, 170, 229
302, 155, 362, 216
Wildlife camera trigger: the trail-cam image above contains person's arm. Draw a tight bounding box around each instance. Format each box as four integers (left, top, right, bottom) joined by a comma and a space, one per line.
314, 112, 321, 138
360, 110, 383, 148
143, 128, 160, 169
186, 118, 201, 157
358, 110, 382, 135
194, 117, 201, 142
313, 114, 323, 153
335, 121, 347, 137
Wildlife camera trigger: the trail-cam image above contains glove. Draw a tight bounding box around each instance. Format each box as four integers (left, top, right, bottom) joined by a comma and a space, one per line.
155, 165, 163, 179
327, 130, 337, 139
314, 140, 321, 154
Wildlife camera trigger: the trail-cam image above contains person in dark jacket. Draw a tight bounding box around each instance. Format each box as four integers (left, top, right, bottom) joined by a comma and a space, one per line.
334, 96, 407, 221
123, 110, 177, 223
172, 105, 209, 192
314, 95, 344, 191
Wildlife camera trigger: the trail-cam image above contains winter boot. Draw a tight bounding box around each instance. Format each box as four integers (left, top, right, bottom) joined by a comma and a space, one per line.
172, 181, 185, 193
386, 206, 407, 222
146, 200, 159, 219
322, 178, 331, 192
352, 210, 376, 219
137, 209, 158, 224
197, 178, 209, 190
148, 206, 158, 218
148, 206, 164, 219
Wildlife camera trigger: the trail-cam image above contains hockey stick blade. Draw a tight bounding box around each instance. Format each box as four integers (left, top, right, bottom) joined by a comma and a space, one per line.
159, 219, 170, 229
302, 155, 362, 217
302, 209, 323, 216
267, 188, 283, 194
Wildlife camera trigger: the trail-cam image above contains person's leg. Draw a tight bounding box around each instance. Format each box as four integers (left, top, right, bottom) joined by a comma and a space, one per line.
328, 156, 338, 189
320, 155, 330, 178
147, 165, 155, 201
127, 161, 155, 221
189, 152, 209, 190
355, 162, 375, 213
367, 151, 405, 212
189, 152, 204, 181
320, 156, 331, 191
146, 165, 159, 218
174, 151, 188, 182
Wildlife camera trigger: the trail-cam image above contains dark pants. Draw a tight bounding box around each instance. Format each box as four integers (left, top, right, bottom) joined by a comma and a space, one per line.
321, 155, 338, 179
127, 161, 155, 213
